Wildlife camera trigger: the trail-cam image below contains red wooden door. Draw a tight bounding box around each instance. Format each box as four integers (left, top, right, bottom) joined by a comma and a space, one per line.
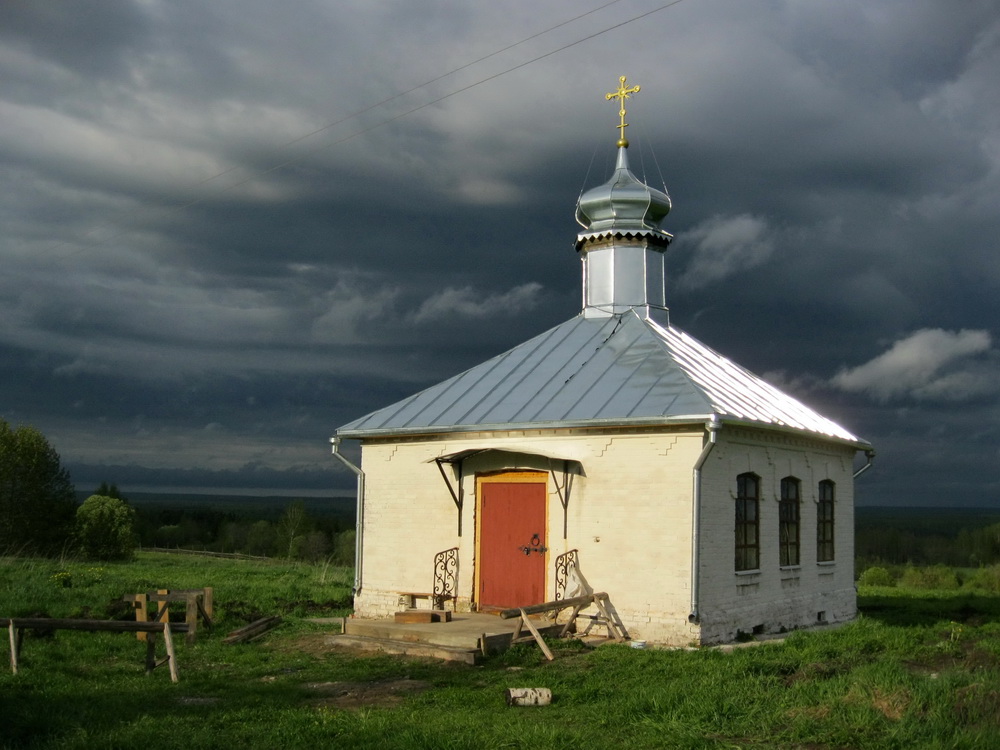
478, 479, 546, 609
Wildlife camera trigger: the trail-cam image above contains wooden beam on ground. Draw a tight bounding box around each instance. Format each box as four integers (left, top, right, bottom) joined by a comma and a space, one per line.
222, 615, 282, 645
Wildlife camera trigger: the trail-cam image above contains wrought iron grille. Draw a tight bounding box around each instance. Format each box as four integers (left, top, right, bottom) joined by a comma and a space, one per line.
432, 547, 459, 609
554, 549, 579, 601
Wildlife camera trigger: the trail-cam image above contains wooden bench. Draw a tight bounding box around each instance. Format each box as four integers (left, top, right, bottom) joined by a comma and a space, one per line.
398, 591, 455, 611
123, 587, 213, 644
394, 547, 459, 621
3, 617, 186, 682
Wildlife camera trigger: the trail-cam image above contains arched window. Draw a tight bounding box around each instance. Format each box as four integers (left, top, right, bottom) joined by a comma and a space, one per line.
735, 473, 760, 571
817, 480, 835, 562
779, 477, 800, 566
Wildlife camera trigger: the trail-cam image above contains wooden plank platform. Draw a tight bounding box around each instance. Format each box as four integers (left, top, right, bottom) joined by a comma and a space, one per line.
338, 612, 565, 661
325, 634, 480, 665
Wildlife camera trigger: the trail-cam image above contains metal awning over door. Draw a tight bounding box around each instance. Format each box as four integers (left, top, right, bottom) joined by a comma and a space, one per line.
428, 449, 583, 537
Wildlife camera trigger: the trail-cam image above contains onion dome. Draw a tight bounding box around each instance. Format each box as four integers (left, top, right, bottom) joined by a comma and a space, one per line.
575, 77, 673, 320
575, 76, 671, 248
575, 145, 672, 242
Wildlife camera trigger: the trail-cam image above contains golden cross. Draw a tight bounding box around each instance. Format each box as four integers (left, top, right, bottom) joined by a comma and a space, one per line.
605, 75, 640, 148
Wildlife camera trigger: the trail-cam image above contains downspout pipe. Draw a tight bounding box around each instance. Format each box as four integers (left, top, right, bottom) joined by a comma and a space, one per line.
331, 436, 365, 597
853, 448, 876, 479
689, 416, 721, 626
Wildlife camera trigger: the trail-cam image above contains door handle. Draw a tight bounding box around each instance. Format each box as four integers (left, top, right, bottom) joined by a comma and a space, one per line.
518, 534, 548, 555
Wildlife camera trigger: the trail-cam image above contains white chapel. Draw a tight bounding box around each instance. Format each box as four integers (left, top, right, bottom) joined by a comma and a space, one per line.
332, 78, 873, 645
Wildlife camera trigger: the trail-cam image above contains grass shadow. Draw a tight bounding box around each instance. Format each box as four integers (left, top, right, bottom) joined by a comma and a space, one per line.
859, 588, 1000, 627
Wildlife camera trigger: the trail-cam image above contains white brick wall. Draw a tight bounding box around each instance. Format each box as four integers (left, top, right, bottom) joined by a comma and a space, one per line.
695, 428, 857, 643
352, 426, 859, 646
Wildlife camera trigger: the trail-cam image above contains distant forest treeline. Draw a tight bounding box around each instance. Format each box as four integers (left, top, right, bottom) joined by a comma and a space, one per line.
87, 492, 358, 563
856, 507, 1000, 567
77, 494, 1000, 568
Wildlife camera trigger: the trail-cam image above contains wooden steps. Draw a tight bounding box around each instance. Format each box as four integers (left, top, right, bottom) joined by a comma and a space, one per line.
325, 634, 480, 664
334, 612, 567, 662
393, 609, 452, 624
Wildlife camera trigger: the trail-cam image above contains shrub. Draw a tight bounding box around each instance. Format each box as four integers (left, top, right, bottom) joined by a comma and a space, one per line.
963, 564, 1000, 594
858, 566, 895, 587
332, 529, 356, 566
899, 564, 959, 591
75, 494, 136, 561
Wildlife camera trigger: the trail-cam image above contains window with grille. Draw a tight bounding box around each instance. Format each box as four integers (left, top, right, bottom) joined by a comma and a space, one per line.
817, 480, 835, 562
779, 477, 800, 566
735, 473, 760, 571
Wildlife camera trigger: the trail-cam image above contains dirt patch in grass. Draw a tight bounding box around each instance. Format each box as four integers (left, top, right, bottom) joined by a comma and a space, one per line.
269, 630, 334, 658
905, 655, 956, 678
305, 678, 431, 709
953, 683, 1000, 728
843, 684, 912, 721
964, 645, 1000, 672
870, 688, 911, 721
784, 661, 847, 686
905, 637, 1000, 677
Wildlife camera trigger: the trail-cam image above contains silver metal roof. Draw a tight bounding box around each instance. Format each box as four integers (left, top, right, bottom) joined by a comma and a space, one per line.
336, 310, 869, 447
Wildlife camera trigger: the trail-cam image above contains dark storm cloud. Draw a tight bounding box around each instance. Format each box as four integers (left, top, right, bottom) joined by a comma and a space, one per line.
2, 0, 998, 505
0, 1, 150, 80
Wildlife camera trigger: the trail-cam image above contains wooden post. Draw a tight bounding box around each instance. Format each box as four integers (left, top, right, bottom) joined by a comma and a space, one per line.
134, 593, 149, 642
145, 632, 157, 674
558, 602, 587, 638
163, 623, 179, 683
8, 622, 18, 675
156, 589, 169, 626
185, 593, 198, 644
511, 616, 524, 644
201, 587, 214, 623
593, 594, 627, 642
519, 609, 554, 661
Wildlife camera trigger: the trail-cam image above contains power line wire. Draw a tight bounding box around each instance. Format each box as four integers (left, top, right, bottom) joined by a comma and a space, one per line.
55, 0, 690, 258
184, 0, 632, 195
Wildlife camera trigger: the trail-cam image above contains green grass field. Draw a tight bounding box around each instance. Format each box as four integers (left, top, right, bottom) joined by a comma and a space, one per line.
2, 552, 999, 749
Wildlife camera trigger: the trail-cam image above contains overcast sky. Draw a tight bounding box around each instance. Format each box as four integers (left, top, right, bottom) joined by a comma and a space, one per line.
2, 0, 998, 506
